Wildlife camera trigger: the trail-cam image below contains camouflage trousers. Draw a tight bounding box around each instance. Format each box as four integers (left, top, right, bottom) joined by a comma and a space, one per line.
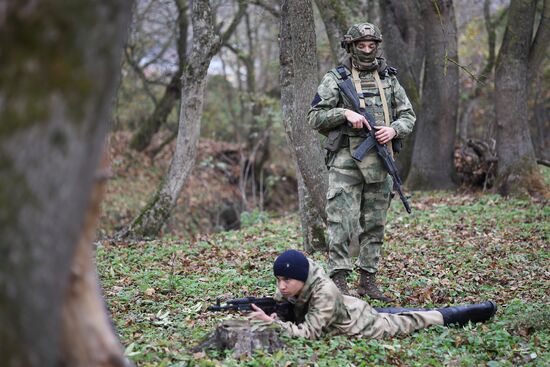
362, 310, 444, 339
326, 141, 392, 276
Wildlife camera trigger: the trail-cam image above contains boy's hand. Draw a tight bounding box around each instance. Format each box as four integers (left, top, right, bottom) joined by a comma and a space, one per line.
248, 304, 276, 322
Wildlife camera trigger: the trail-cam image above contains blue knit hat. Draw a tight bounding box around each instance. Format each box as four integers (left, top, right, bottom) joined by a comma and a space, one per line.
273, 249, 309, 282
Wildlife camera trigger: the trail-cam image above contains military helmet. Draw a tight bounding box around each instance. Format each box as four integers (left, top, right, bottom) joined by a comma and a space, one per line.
341, 23, 383, 51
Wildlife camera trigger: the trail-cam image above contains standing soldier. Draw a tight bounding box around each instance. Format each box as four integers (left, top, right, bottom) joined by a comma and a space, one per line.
308, 23, 416, 301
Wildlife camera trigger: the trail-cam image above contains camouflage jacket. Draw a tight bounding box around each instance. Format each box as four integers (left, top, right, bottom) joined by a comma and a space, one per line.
273, 259, 381, 339
307, 56, 416, 139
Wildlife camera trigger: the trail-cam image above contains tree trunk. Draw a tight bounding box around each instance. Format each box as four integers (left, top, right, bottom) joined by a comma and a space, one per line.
528, 0, 550, 162
60, 152, 131, 367
129, 0, 189, 152
314, 0, 350, 64
280, 0, 328, 252
494, 0, 547, 197
407, 0, 459, 190
0, 1, 131, 365
297, 170, 327, 253
129, 73, 181, 151
120, 0, 247, 239
379, 0, 425, 181
280, 0, 328, 221
527, 0, 550, 85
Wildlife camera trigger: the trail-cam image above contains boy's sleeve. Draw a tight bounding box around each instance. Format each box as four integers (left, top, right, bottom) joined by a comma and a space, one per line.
273, 283, 337, 340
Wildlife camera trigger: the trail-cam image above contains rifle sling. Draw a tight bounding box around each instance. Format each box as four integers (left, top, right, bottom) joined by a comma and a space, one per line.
373, 69, 393, 158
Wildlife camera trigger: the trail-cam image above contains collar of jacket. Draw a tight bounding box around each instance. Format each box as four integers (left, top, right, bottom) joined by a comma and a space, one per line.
292, 259, 324, 306
339, 55, 388, 76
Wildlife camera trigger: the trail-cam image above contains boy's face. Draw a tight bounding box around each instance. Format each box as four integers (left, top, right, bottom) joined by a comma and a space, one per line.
276, 276, 305, 298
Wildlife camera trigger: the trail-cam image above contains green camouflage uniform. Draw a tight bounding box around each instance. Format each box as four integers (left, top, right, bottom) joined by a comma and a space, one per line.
273, 259, 442, 339
307, 56, 415, 276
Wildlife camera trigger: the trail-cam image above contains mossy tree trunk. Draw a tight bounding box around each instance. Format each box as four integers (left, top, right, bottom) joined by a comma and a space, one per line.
0, 1, 131, 365
494, 0, 548, 197
407, 0, 459, 190
129, 0, 189, 152
121, 0, 247, 239
379, 0, 425, 182
280, 0, 328, 251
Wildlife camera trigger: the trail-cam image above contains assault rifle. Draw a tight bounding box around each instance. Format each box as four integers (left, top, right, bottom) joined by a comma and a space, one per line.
207, 296, 427, 322
207, 296, 296, 322
334, 66, 412, 214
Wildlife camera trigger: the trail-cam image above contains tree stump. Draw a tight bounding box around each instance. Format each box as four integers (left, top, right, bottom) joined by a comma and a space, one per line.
192, 319, 284, 358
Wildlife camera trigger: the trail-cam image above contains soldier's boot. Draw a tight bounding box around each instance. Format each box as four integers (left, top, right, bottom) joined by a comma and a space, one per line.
357, 270, 393, 303
330, 270, 350, 296
437, 301, 497, 326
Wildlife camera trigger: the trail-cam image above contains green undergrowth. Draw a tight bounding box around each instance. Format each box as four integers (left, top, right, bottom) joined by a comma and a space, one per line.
97, 192, 549, 366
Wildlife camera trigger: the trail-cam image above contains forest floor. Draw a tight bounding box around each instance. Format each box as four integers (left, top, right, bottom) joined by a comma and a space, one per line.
97, 158, 549, 366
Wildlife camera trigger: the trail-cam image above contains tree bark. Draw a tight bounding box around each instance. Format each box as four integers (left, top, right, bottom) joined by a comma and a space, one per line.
60, 152, 131, 367
407, 0, 459, 190
528, 0, 550, 85
121, 0, 247, 239
280, 0, 328, 252
379, 0, 425, 181
494, 0, 548, 197
129, 0, 189, 152
0, 1, 131, 365
528, 0, 550, 162
297, 169, 327, 253
280, 0, 328, 221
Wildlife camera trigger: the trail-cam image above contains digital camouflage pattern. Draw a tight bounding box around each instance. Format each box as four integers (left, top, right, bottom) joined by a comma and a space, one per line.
273, 260, 443, 339
307, 56, 416, 276
342, 23, 383, 45
308, 58, 416, 139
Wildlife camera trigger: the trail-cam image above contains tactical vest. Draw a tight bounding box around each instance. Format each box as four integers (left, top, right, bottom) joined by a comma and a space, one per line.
328, 65, 397, 137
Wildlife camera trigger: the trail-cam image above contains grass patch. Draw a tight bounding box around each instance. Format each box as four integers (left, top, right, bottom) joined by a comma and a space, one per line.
97, 192, 549, 366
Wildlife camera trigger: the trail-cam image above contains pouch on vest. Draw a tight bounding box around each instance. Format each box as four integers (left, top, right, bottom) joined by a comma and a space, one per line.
324, 128, 346, 152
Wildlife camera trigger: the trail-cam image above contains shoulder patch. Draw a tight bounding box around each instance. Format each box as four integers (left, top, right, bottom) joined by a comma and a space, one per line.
310, 92, 322, 107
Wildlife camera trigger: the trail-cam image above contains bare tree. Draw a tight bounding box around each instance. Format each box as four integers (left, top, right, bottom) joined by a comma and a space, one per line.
222, 8, 276, 211
120, 0, 247, 239
129, 0, 189, 152
494, 0, 548, 197
407, 0, 459, 190
280, 0, 328, 251
0, 1, 131, 365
